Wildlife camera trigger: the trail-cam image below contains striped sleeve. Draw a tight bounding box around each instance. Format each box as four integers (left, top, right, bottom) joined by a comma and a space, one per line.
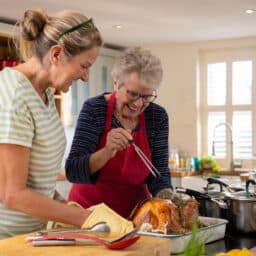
65, 95, 107, 183
145, 103, 172, 195
0, 77, 34, 147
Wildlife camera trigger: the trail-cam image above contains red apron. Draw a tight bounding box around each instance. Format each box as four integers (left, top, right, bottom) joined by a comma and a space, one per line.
68, 93, 151, 218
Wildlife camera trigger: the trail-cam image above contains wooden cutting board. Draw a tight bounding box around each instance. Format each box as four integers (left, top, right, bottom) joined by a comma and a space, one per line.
0, 233, 171, 256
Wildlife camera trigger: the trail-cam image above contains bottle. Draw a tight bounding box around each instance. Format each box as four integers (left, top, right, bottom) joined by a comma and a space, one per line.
179, 151, 185, 170
184, 152, 191, 171
169, 145, 179, 171
193, 157, 200, 171
190, 157, 195, 171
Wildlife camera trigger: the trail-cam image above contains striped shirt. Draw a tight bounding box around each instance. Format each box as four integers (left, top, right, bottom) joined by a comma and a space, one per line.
0, 68, 66, 239
66, 94, 172, 196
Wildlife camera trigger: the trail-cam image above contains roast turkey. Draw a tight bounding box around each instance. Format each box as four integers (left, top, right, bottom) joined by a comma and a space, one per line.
131, 197, 199, 234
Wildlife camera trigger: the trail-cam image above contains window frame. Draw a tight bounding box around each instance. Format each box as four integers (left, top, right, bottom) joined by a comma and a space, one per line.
200, 48, 256, 169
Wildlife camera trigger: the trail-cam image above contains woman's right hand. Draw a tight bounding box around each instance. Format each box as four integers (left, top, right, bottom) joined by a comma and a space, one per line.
88, 128, 133, 173
105, 128, 133, 158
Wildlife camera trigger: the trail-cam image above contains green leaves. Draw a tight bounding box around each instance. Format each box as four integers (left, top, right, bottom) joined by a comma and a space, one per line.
183, 224, 206, 256
199, 156, 221, 173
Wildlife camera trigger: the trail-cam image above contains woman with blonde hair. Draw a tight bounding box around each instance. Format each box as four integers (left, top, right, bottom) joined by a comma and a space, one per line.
0, 8, 132, 239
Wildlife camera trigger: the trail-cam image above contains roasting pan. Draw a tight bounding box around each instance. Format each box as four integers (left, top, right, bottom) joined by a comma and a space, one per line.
138, 216, 228, 254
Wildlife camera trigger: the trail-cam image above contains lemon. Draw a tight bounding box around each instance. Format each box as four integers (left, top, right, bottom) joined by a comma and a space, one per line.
215, 248, 256, 256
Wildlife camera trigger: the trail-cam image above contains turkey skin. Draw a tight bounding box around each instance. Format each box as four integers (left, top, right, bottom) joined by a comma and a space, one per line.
131, 198, 199, 234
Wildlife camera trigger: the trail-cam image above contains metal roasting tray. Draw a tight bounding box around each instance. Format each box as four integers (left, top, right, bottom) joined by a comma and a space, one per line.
138, 216, 228, 254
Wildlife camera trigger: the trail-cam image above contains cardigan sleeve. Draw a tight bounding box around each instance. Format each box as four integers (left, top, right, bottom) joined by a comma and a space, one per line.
145, 104, 173, 195
65, 96, 106, 183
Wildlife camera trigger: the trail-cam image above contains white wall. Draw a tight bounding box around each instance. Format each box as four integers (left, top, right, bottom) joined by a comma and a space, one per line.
144, 37, 256, 159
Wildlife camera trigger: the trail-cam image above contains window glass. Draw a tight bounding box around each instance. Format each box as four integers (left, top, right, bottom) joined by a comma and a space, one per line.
232, 61, 252, 105
202, 49, 255, 168
233, 111, 252, 158
207, 63, 226, 106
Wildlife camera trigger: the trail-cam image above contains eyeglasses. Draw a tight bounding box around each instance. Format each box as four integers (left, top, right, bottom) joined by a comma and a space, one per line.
56, 18, 98, 43
125, 88, 157, 103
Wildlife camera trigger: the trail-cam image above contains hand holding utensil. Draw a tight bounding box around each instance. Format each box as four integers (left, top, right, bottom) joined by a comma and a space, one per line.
112, 118, 161, 178
128, 139, 161, 178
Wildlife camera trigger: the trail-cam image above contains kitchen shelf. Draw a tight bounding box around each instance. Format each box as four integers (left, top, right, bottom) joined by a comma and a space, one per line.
171, 170, 201, 177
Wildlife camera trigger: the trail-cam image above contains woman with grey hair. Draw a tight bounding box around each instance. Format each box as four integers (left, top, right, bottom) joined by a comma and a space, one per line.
66, 46, 173, 218
0, 8, 133, 239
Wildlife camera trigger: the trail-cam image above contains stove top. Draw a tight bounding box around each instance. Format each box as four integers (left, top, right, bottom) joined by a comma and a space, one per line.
205, 230, 256, 255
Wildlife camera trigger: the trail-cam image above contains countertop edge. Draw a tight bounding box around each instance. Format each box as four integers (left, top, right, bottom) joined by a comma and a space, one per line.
171, 170, 251, 177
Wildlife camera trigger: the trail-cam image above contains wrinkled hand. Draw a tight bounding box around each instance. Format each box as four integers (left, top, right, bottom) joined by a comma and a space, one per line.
105, 128, 133, 158
82, 203, 134, 234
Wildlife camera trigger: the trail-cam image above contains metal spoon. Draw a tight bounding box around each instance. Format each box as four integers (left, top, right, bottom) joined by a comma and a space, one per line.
34, 222, 110, 236
30, 227, 140, 250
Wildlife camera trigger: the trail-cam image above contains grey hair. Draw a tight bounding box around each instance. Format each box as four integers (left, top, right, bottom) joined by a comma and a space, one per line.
14, 8, 103, 61
111, 47, 163, 90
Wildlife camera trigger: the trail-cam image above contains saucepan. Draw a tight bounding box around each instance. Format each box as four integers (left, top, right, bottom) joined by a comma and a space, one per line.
177, 178, 256, 233
176, 177, 232, 219
199, 178, 256, 233
224, 179, 256, 234
175, 186, 227, 219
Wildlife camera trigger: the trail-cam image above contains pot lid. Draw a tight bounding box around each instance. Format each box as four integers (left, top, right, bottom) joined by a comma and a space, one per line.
224, 191, 256, 201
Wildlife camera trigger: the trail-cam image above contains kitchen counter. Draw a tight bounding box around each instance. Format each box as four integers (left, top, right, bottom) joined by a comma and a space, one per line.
0, 233, 170, 256
205, 230, 256, 255
171, 170, 201, 177
171, 169, 253, 177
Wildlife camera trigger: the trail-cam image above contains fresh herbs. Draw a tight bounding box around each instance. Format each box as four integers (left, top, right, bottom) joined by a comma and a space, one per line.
183, 224, 206, 256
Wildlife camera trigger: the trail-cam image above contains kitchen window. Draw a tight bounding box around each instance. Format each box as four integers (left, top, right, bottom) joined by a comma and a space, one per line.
200, 48, 256, 169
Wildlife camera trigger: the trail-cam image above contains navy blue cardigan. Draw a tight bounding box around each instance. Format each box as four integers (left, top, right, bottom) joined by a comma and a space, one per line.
65, 94, 172, 196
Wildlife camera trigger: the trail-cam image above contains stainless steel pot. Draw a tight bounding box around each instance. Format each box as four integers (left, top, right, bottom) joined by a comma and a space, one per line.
177, 178, 256, 233
176, 177, 234, 219
224, 179, 256, 234
175, 187, 227, 219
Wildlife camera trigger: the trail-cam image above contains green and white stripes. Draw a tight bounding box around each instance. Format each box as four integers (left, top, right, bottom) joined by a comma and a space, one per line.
0, 68, 66, 238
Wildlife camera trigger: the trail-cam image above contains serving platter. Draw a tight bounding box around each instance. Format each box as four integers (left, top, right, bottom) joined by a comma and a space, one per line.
138, 216, 228, 254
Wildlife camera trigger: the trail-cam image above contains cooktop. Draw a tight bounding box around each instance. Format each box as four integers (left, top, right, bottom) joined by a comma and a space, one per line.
205, 230, 256, 254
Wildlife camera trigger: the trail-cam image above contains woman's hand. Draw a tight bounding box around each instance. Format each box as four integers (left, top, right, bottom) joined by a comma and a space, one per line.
104, 128, 133, 158
88, 128, 133, 174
